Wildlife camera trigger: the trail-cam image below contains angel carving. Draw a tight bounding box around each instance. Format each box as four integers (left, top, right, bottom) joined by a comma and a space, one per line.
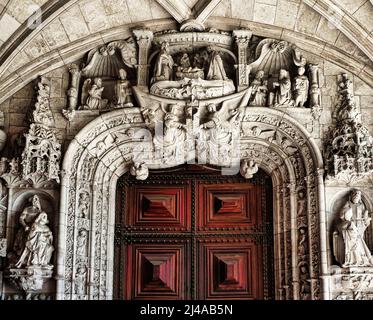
153, 104, 186, 148
80, 78, 104, 110
240, 160, 259, 179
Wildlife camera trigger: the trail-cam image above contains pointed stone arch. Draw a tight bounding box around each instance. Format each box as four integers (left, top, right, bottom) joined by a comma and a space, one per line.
56, 107, 327, 300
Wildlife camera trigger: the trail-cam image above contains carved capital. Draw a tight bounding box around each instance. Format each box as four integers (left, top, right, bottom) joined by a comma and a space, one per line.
232, 30, 252, 46
133, 29, 154, 46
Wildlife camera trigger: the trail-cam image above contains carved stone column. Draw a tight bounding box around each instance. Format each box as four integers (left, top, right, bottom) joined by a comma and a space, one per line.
233, 30, 252, 92
133, 30, 154, 90
308, 64, 322, 120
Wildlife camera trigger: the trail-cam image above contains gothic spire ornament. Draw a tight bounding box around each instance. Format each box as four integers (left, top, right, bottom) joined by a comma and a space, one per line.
325, 73, 373, 182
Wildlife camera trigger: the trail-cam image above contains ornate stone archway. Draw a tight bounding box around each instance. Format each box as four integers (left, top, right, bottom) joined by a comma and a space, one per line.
56, 106, 326, 300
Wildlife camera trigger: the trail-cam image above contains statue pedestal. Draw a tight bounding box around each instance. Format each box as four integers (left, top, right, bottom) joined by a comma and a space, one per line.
7, 266, 53, 293
330, 265, 373, 300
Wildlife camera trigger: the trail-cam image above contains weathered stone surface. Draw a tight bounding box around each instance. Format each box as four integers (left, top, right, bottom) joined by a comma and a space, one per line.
0, 13, 21, 42
315, 17, 340, 44
79, 0, 110, 33
295, 3, 321, 35
59, 5, 90, 42
231, 0, 254, 20
353, 1, 373, 33
253, 2, 276, 25
126, 0, 153, 22
274, 0, 299, 29
23, 34, 49, 60
42, 20, 70, 49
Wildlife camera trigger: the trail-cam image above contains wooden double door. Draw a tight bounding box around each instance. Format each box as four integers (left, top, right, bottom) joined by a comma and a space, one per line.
114, 166, 274, 300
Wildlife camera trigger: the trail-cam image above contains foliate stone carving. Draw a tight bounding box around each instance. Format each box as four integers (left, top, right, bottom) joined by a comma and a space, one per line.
8, 266, 54, 292
333, 190, 373, 267
20, 77, 61, 185
0, 238, 6, 257
325, 74, 373, 181
240, 159, 258, 179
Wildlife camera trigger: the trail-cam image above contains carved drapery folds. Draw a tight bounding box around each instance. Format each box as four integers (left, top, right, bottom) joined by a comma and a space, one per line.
325, 74, 373, 183
7, 195, 55, 294
56, 106, 324, 300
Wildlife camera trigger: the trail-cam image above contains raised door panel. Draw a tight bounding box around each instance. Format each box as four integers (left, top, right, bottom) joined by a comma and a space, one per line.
126, 184, 191, 231
197, 240, 263, 300
125, 243, 190, 300
196, 183, 261, 231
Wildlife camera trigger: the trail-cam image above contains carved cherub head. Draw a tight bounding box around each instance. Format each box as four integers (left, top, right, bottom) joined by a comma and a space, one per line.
279, 69, 288, 79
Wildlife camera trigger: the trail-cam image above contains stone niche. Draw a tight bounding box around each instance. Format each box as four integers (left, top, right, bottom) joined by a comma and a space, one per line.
328, 189, 373, 300
2, 190, 58, 300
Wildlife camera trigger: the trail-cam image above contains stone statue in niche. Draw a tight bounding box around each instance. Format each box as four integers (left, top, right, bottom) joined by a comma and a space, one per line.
75, 264, 87, 295
13, 195, 42, 258
298, 227, 307, 257
333, 190, 373, 267
130, 162, 149, 181
15, 212, 54, 268
206, 46, 228, 81
152, 41, 175, 84
240, 160, 259, 179
299, 262, 311, 300
81, 78, 105, 110
76, 229, 88, 256
293, 66, 309, 108
78, 192, 90, 219
270, 69, 294, 107
248, 70, 268, 107
114, 69, 133, 108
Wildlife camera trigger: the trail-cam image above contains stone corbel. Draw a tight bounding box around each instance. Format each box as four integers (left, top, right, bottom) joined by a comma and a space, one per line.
7, 265, 53, 293
232, 30, 252, 92
133, 30, 154, 90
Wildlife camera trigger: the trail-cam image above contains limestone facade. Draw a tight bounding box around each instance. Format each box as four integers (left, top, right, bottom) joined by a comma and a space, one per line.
0, 0, 372, 300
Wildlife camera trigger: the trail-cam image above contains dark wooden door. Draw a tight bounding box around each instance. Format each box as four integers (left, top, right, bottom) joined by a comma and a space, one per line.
114, 166, 274, 300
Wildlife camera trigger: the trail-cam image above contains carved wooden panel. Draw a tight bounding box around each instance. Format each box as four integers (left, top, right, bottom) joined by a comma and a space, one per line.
115, 166, 274, 300
197, 183, 260, 230
125, 184, 191, 231
125, 244, 188, 300
197, 241, 263, 300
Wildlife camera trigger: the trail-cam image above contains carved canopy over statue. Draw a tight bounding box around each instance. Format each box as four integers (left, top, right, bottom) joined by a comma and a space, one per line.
333, 190, 373, 268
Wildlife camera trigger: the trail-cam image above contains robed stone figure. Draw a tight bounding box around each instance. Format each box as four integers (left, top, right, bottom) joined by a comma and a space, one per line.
152, 42, 175, 84
206, 46, 228, 81
333, 190, 373, 268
